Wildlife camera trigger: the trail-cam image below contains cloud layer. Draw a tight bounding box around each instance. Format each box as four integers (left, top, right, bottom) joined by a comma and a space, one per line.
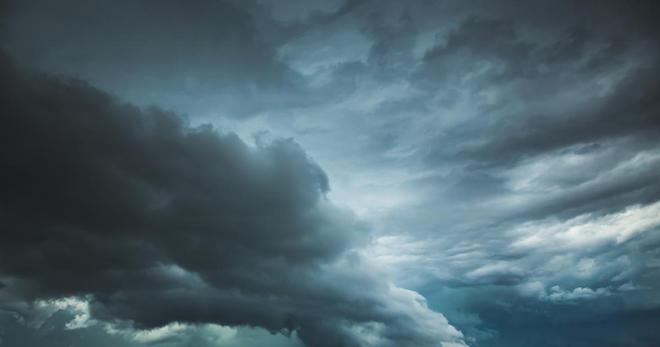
2, 0, 660, 346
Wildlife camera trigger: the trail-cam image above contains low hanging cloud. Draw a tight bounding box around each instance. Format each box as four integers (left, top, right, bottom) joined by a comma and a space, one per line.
0, 54, 466, 347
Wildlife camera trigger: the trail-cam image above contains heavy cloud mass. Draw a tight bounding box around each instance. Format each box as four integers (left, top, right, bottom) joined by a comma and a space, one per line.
0, 55, 465, 347
2, 0, 660, 346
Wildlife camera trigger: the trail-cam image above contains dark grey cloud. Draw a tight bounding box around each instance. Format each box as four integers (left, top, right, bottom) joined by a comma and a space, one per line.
414, 6, 660, 168
419, 16, 534, 84
458, 63, 660, 167
0, 54, 465, 347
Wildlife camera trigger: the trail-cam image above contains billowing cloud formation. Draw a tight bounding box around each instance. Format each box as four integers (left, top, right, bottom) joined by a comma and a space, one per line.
0, 55, 466, 347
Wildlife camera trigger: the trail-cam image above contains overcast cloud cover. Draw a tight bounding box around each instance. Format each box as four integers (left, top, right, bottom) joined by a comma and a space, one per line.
1, 1, 659, 346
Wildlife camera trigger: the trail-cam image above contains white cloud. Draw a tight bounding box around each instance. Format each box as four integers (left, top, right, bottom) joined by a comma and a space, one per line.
35, 296, 93, 330
133, 322, 188, 343
541, 285, 611, 302
512, 201, 660, 250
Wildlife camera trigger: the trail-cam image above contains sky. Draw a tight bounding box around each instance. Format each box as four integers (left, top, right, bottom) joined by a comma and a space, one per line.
1, 0, 660, 346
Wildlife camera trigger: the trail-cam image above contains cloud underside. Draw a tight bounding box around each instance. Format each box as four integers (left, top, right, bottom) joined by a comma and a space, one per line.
0, 55, 465, 347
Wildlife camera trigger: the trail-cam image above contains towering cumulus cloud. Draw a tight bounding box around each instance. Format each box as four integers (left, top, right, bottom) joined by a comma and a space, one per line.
0, 54, 466, 347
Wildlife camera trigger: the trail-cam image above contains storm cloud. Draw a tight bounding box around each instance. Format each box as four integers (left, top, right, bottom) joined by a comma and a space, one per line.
0, 54, 465, 347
